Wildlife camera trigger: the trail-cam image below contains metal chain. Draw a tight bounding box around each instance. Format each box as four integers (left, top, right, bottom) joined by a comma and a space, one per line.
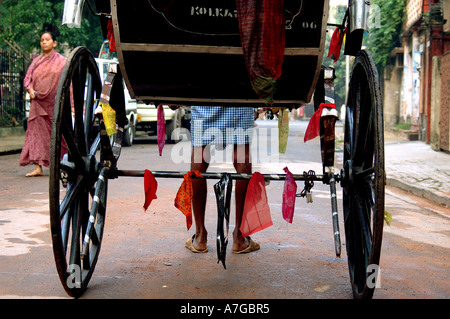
296, 170, 315, 198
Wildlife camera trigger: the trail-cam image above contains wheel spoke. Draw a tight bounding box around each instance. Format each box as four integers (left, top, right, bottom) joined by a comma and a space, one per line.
59, 176, 83, 220
61, 121, 85, 170
68, 201, 81, 267
345, 106, 355, 159
85, 75, 96, 148
72, 66, 88, 156
90, 227, 100, 246
89, 133, 101, 156
356, 96, 373, 169
82, 168, 108, 257
355, 180, 373, 256
349, 194, 365, 289
61, 205, 70, 254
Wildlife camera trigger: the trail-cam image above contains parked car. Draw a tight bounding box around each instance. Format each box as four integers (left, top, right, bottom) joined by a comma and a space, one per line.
136, 103, 190, 142
98, 40, 190, 143
96, 57, 137, 146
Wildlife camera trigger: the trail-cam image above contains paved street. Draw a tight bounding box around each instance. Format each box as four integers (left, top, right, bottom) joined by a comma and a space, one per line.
0, 120, 449, 302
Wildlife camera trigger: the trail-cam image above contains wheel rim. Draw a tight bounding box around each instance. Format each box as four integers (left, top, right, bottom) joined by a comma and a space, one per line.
49, 47, 105, 297
343, 50, 385, 299
125, 123, 135, 146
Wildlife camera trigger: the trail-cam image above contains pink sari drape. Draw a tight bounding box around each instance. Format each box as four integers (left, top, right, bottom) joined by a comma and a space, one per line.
20, 50, 66, 167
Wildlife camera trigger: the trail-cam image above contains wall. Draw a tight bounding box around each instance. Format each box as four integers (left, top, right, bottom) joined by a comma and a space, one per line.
430, 56, 441, 150
440, 51, 450, 151
401, 32, 422, 125
443, 0, 450, 32
383, 65, 403, 128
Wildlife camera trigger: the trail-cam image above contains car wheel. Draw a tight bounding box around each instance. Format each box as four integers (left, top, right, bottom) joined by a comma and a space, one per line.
166, 109, 182, 143
123, 121, 135, 146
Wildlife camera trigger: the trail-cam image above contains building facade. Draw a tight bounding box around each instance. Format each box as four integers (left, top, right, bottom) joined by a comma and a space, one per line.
387, 0, 450, 151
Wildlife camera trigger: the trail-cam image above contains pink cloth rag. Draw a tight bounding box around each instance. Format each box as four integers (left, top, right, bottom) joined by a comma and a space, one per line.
157, 105, 165, 156
282, 167, 297, 223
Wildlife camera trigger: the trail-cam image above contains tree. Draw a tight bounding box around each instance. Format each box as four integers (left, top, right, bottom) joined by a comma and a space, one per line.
323, 1, 406, 107
364, 0, 406, 73
0, 0, 104, 55
323, 4, 348, 110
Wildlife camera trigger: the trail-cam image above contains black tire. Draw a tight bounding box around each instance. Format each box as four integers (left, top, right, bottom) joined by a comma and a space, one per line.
123, 118, 135, 146
342, 50, 385, 299
165, 108, 182, 143
49, 47, 106, 298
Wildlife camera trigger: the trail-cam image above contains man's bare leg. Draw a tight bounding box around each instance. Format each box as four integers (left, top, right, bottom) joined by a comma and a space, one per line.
190, 145, 210, 251
232, 144, 256, 251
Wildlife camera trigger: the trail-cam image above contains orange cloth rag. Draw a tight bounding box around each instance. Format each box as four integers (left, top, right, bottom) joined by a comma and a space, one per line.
174, 170, 203, 230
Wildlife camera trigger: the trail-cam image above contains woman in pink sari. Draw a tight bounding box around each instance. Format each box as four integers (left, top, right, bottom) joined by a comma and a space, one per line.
20, 32, 66, 177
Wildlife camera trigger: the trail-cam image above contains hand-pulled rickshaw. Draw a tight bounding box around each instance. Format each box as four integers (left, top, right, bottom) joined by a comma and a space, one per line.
50, 0, 385, 299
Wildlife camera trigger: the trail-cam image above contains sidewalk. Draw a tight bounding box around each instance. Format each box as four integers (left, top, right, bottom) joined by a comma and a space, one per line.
0, 131, 25, 155
1, 126, 449, 207
384, 131, 450, 207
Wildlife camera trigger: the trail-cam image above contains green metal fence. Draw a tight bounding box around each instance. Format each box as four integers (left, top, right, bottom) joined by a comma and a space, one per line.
0, 44, 27, 127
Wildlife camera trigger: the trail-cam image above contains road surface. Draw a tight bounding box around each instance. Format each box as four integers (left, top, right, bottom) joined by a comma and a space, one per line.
0, 120, 448, 301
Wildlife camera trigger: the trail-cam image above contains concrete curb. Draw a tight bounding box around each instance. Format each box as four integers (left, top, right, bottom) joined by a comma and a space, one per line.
0, 148, 22, 156
386, 177, 450, 208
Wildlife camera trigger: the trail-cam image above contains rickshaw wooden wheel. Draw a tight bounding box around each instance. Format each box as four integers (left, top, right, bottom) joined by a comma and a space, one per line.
49, 47, 105, 297
342, 50, 385, 299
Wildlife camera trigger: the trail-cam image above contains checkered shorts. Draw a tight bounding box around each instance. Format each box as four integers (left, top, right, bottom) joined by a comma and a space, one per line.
190, 106, 254, 147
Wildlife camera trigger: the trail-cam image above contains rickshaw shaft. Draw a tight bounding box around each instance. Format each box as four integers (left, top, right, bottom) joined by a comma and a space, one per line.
113, 169, 342, 183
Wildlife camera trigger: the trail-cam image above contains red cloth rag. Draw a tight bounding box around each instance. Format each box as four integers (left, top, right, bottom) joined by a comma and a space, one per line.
174, 170, 203, 230
143, 170, 158, 212
236, 0, 285, 104
107, 18, 116, 52
328, 27, 346, 63
304, 103, 336, 142
240, 172, 273, 237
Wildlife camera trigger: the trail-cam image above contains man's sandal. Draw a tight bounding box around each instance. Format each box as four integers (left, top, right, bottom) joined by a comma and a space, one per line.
232, 237, 260, 254
185, 235, 208, 253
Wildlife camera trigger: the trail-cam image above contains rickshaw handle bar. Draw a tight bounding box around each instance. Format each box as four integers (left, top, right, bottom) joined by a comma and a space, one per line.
113, 169, 341, 183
